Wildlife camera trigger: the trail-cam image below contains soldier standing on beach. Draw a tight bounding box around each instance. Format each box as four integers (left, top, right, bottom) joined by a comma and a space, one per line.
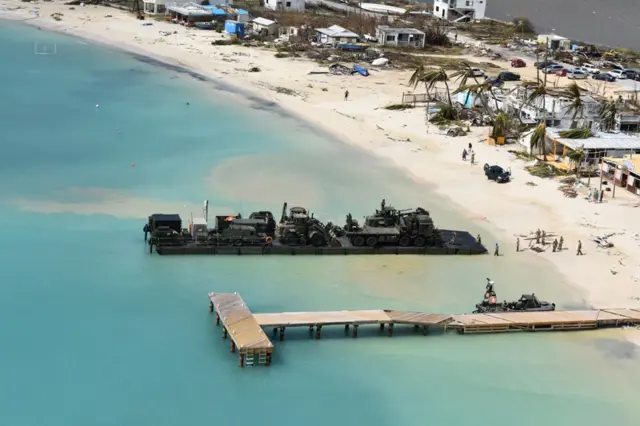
558, 236, 564, 251
577, 240, 583, 255
542, 230, 546, 245
494, 242, 500, 256
344, 90, 349, 101
552, 239, 558, 252
535, 229, 541, 244
516, 237, 520, 252
477, 234, 482, 244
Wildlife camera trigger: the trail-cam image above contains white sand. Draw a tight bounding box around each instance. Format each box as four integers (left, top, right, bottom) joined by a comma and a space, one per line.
3, 2, 640, 312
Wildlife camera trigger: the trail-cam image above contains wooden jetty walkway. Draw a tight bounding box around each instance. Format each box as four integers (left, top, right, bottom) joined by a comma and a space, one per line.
207, 293, 640, 368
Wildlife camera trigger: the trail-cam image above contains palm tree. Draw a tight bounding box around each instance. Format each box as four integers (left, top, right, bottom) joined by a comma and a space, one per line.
529, 122, 547, 157
408, 65, 431, 98
491, 112, 511, 140
566, 147, 585, 174
517, 81, 548, 125
451, 65, 496, 116
409, 66, 456, 121
599, 98, 620, 131
560, 82, 585, 127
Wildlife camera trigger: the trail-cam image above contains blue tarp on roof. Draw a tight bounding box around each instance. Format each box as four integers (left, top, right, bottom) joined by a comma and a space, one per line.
236, 8, 248, 14
201, 5, 227, 15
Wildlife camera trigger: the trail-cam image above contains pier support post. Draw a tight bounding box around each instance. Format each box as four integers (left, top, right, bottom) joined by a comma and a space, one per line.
344, 324, 350, 332
231, 342, 236, 353
379, 323, 385, 331
352, 325, 359, 338
209, 302, 214, 313
239, 353, 245, 368
309, 326, 314, 336
216, 313, 220, 325
388, 324, 394, 337
279, 327, 285, 342
266, 352, 272, 366
272, 328, 277, 338
422, 326, 429, 336
223, 328, 228, 339
315, 325, 322, 340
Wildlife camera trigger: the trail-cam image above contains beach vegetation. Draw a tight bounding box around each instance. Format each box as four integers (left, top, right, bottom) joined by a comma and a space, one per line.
559, 82, 587, 128
565, 148, 586, 173
599, 99, 621, 131
490, 112, 511, 140
528, 122, 547, 157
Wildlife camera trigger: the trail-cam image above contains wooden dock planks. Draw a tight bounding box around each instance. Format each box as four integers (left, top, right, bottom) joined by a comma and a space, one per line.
207, 293, 640, 367
208, 293, 273, 354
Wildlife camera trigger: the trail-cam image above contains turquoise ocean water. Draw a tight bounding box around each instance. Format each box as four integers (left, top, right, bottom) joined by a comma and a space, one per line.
1, 21, 640, 426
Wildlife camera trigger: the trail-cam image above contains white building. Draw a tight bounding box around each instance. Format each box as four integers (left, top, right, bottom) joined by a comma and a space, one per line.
264, 0, 305, 12
538, 34, 571, 51
315, 25, 359, 45
505, 86, 601, 129
433, 0, 486, 22
251, 17, 280, 36
144, 0, 166, 14
376, 26, 426, 48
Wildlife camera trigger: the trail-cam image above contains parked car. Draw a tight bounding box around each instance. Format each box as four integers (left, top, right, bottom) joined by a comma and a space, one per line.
608, 69, 626, 79
535, 60, 556, 69
621, 69, 638, 79
567, 69, 588, 79
593, 73, 616, 82
497, 71, 520, 81
511, 58, 526, 68
582, 63, 600, 74
484, 164, 511, 183
556, 69, 568, 77
470, 68, 485, 77
485, 77, 504, 88
544, 64, 565, 74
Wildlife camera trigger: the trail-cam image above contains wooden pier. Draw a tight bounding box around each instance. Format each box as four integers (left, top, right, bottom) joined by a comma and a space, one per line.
207, 293, 640, 367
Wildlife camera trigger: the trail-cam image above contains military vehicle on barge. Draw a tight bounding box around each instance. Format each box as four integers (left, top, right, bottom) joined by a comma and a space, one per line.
473, 279, 556, 313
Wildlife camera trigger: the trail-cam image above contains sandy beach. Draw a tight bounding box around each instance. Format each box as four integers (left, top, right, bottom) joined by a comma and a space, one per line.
2, 1, 640, 316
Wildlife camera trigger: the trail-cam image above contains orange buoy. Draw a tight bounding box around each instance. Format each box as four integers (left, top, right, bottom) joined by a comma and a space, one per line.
131, 163, 135, 167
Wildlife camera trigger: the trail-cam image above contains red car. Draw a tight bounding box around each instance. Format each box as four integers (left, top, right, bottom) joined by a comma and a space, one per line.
511, 59, 526, 68
556, 69, 568, 77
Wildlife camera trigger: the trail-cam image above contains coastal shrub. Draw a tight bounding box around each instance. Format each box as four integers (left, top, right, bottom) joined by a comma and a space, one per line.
274, 52, 289, 58
384, 103, 414, 110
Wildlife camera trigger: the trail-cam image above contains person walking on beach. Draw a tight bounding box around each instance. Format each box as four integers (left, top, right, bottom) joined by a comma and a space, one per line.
477, 234, 482, 244
535, 228, 541, 244
599, 190, 604, 203
462, 148, 468, 161
541, 230, 546, 245
577, 240, 583, 256
587, 187, 592, 202
558, 236, 564, 251
344, 90, 349, 101
594, 188, 599, 204
454, 33, 458, 42
494, 242, 500, 256
516, 237, 520, 252
552, 239, 558, 252
470, 150, 475, 165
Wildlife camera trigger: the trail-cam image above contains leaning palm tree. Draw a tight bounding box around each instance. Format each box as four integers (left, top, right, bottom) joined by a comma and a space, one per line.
566, 147, 585, 174
408, 65, 431, 98
599, 98, 620, 131
529, 122, 547, 157
491, 112, 511, 140
560, 82, 586, 128
517, 81, 548, 125
451, 65, 496, 116
409, 66, 457, 121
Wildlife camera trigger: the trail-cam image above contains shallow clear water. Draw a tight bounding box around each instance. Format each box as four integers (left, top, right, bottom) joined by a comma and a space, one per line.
1, 21, 640, 426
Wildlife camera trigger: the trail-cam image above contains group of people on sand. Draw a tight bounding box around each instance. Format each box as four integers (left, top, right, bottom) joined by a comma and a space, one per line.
587, 187, 605, 203
462, 143, 476, 165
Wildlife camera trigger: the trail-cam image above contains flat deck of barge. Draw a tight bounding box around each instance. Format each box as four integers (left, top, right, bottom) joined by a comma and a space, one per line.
156, 230, 486, 255
207, 292, 640, 367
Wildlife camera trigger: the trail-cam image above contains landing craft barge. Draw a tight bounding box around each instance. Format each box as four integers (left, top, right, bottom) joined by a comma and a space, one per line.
144, 199, 487, 256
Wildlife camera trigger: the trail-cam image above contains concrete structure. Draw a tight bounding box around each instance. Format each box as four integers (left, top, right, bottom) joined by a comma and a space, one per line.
278, 26, 301, 42
376, 26, 426, 48
433, 0, 486, 22
603, 154, 640, 196
264, 0, 305, 12
538, 34, 571, 51
143, 0, 166, 14
208, 292, 640, 367
315, 25, 359, 45
251, 17, 280, 36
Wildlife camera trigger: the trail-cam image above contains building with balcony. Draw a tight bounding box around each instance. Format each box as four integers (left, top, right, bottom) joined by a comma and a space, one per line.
433, 0, 486, 23
376, 26, 426, 48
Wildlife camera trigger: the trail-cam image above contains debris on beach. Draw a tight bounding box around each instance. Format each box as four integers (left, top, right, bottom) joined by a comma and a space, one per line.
590, 234, 615, 248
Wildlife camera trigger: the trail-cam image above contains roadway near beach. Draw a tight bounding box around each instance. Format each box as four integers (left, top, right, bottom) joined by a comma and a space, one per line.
2, 1, 640, 341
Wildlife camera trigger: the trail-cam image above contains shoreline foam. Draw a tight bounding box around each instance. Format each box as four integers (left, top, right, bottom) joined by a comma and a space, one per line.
2, 2, 640, 317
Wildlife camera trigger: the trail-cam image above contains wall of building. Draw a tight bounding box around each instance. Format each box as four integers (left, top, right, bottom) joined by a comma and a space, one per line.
265, 0, 305, 12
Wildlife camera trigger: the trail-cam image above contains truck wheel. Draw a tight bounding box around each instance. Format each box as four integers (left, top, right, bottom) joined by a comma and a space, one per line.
398, 235, 411, 247
310, 233, 326, 247
352, 235, 365, 247
233, 239, 243, 247
413, 236, 426, 247
366, 236, 378, 247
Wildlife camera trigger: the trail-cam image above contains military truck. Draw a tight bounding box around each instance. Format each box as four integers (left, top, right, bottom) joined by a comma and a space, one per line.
208, 215, 269, 246
276, 202, 329, 246
343, 199, 442, 247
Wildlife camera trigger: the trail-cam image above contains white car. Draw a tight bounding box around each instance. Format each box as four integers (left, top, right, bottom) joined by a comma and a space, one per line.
568, 69, 588, 79
608, 69, 626, 79
581, 63, 600, 74
470, 68, 485, 77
